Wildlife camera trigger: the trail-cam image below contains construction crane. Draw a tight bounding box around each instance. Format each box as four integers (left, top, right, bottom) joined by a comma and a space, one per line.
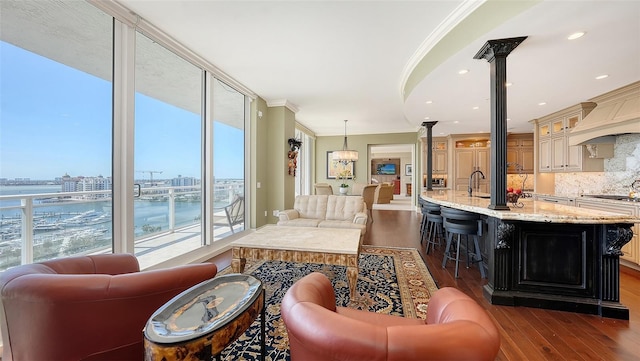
137, 170, 163, 186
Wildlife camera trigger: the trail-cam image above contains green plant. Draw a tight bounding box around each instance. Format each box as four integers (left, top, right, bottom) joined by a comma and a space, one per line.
337, 169, 353, 188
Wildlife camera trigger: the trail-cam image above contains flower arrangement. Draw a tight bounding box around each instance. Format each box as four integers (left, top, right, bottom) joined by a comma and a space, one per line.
337, 170, 353, 188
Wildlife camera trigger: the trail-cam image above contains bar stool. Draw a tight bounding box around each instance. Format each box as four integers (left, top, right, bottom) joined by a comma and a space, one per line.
423, 202, 444, 254
440, 207, 486, 279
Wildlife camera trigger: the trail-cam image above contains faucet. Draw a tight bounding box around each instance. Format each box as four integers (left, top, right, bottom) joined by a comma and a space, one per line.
468, 170, 485, 196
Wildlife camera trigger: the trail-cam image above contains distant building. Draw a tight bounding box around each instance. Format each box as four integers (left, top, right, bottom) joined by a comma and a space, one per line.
171, 176, 198, 187
61, 174, 112, 196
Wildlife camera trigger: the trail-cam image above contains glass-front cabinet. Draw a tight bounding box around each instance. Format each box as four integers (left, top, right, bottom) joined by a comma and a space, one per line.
421, 137, 448, 189
534, 103, 604, 173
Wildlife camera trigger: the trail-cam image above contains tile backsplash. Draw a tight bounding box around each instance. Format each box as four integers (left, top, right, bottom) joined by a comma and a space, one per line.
555, 134, 640, 195
507, 173, 534, 191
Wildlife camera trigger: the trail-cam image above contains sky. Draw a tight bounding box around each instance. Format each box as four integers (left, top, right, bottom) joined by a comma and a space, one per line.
0, 41, 244, 181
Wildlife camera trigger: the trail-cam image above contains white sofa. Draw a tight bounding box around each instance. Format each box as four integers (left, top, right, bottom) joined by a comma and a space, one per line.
277, 195, 368, 237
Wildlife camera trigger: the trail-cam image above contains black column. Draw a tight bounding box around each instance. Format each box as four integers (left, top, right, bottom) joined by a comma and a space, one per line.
474, 37, 527, 211
422, 121, 438, 191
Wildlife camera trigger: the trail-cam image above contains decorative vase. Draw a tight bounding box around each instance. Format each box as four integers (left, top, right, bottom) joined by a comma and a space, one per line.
339, 187, 348, 195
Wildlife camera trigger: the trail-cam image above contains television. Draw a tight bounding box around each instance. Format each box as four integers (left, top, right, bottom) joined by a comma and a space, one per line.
376, 163, 396, 175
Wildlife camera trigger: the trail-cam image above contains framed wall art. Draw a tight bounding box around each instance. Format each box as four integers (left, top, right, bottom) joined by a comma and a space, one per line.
326, 151, 355, 179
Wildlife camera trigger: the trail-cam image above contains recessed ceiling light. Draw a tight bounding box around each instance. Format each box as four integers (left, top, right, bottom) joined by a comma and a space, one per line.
505, 82, 513, 87
458, 69, 469, 75
538, 102, 547, 106
425, 100, 433, 104
424, 116, 430, 120
507, 118, 511, 121
453, 121, 459, 124
472, 106, 479, 110
568, 32, 585, 40
595, 74, 609, 80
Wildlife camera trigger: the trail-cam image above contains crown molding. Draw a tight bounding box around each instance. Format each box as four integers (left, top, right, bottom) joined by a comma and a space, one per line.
266, 99, 299, 113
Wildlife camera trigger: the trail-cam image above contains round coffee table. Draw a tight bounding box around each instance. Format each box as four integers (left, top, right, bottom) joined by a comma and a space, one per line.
144, 274, 265, 361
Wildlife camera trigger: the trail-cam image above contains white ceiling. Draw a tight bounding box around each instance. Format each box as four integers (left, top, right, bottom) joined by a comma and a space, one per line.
116, 0, 640, 137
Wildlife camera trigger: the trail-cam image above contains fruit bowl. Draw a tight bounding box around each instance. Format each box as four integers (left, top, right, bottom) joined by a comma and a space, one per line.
506, 192, 520, 203
506, 188, 527, 208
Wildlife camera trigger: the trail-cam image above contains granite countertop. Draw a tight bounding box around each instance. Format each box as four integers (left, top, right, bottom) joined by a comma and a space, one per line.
535, 192, 640, 205
421, 190, 640, 224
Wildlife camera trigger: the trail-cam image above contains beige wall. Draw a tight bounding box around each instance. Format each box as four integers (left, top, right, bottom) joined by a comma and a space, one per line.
265, 105, 297, 223
315, 132, 418, 191
249, 119, 419, 228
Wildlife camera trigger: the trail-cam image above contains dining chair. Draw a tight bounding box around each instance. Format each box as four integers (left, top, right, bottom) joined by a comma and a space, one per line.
314, 183, 334, 195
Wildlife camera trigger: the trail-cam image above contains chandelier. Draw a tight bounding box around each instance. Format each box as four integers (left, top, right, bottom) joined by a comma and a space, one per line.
332, 119, 359, 164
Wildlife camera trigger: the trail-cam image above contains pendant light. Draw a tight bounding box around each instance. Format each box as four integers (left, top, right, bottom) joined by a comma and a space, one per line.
332, 119, 359, 164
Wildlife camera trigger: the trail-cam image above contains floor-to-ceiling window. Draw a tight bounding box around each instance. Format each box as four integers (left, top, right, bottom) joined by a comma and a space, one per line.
133, 31, 204, 263
0, 0, 113, 269
0, 0, 251, 271
212, 78, 246, 238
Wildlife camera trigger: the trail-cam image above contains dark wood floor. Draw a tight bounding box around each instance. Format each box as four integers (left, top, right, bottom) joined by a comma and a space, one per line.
366, 209, 640, 361
210, 208, 640, 360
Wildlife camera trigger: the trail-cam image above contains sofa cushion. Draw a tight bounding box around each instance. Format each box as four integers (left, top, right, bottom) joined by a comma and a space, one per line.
277, 218, 323, 227
277, 195, 368, 237
325, 196, 365, 221
294, 195, 329, 219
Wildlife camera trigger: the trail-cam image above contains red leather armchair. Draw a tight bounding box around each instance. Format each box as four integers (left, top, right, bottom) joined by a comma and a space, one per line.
281, 272, 500, 361
0, 254, 218, 361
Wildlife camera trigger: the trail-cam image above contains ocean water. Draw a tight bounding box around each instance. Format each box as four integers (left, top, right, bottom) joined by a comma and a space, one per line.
0, 185, 203, 240
0, 184, 62, 197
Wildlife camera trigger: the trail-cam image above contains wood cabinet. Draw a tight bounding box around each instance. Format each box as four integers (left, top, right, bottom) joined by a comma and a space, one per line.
422, 137, 447, 174
535, 103, 604, 173
433, 152, 447, 173
421, 137, 448, 191
574, 199, 639, 266
550, 113, 583, 171
506, 134, 534, 173
452, 137, 490, 192
538, 138, 552, 171
533, 196, 639, 267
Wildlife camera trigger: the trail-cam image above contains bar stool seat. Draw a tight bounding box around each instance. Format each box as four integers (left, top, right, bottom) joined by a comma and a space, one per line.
440, 207, 486, 279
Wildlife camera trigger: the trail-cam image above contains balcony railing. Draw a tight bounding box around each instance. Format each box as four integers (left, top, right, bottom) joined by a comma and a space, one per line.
0, 182, 244, 271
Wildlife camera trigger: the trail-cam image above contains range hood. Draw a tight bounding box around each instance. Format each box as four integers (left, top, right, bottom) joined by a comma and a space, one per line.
568, 81, 640, 146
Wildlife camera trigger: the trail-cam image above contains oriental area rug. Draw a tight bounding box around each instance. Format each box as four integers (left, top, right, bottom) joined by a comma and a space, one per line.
217, 245, 438, 361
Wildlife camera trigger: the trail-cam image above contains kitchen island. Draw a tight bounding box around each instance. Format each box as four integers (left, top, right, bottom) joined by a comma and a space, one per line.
421, 189, 638, 319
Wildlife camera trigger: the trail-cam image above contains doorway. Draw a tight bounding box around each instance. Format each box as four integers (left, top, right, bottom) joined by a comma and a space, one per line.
369, 144, 415, 199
